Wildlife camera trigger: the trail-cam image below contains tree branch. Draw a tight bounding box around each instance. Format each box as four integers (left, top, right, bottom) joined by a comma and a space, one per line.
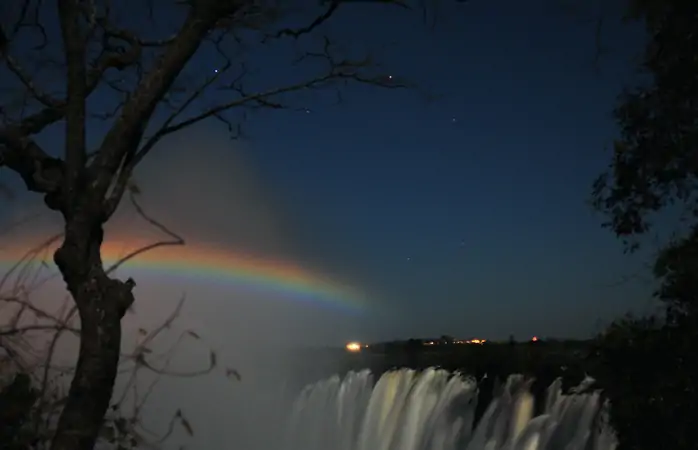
102, 38, 408, 219
267, 0, 342, 41
0, 5, 147, 206
57, 0, 88, 210
0, 192, 227, 448
87, 3, 236, 212
0, 138, 64, 201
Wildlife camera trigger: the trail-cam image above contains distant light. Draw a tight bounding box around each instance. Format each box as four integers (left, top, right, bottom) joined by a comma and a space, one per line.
346, 342, 362, 352
531, 336, 538, 342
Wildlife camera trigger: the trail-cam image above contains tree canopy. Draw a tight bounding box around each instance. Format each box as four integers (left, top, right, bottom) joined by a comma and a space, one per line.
591, 0, 698, 316
590, 2, 698, 449
592, 0, 698, 243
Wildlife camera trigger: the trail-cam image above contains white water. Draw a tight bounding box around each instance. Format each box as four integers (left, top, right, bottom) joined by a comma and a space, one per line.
284, 368, 617, 450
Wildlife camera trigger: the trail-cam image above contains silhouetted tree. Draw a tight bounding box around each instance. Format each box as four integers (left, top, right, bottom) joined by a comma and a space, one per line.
0, 1, 430, 448
591, 0, 698, 319
0, 206, 224, 449
591, 0, 698, 448
588, 315, 696, 450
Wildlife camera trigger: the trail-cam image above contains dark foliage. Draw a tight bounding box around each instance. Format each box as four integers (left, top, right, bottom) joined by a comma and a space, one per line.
654, 226, 698, 320
0, 373, 37, 449
591, 0, 698, 448
592, 0, 698, 249
589, 316, 697, 450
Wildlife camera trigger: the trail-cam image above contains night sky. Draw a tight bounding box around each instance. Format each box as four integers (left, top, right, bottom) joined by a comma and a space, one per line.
1, 0, 656, 346
226, 0, 652, 339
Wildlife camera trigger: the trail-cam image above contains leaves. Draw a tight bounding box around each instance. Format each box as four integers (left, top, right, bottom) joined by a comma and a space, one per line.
592, 0, 698, 247
592, 0, 698, 315
590, 316, 698, 450
590, 7, 698, 449
652, 225, 698, 318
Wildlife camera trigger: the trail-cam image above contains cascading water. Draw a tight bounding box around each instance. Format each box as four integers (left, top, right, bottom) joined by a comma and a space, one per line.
284, 368, 617, 450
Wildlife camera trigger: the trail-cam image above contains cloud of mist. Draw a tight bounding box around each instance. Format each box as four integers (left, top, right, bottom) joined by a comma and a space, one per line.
0, 124, 370, 449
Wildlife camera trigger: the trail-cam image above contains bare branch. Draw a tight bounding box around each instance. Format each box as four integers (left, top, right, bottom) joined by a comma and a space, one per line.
87, 4, 236, 211
268, 1, 342, 41
2, 53, 61, 108
0, 2, 423, 447
57, 0, 89, 206
0, 193, 230, 449
100, 40, 408, 219
102, 61, 231, 218
105, 191, 184, 274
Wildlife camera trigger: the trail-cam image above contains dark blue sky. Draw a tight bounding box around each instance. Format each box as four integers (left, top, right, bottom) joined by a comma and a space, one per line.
1, 0, 658, 341
232, 0, 653, 338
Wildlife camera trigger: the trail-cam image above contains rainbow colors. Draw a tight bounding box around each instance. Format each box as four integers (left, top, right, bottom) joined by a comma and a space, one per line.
0, 238, 366, 313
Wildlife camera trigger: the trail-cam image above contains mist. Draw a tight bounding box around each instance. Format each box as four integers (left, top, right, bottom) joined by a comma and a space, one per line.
0, 124, 372, 448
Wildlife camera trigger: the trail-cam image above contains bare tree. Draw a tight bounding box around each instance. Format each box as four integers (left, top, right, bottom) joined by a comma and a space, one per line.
0, 0, 417, 448
0, 192, 228, 449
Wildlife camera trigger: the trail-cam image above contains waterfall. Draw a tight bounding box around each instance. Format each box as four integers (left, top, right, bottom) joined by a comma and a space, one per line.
283, 368, 616, 450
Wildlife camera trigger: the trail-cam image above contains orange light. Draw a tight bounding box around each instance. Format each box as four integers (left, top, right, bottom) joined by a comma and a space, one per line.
531, 336, 538, 342
345, 342, 362, 352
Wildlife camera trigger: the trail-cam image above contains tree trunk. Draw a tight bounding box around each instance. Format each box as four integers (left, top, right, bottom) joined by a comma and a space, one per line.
50, 210, 134, 450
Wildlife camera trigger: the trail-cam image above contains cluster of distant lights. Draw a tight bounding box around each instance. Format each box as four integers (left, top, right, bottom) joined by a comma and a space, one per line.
345, 337, 539, 352
425, 339, 486, 345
